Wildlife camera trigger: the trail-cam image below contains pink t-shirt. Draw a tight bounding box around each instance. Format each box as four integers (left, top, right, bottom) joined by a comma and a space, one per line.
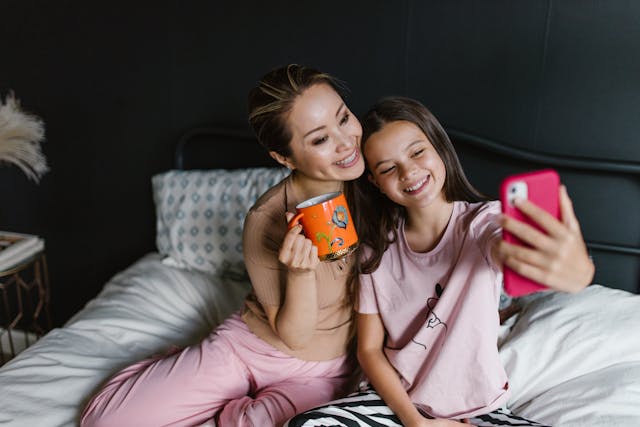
357, 200, 510, 419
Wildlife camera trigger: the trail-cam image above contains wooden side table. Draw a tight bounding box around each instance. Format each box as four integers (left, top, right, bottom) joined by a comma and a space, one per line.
0, 250, 51, 365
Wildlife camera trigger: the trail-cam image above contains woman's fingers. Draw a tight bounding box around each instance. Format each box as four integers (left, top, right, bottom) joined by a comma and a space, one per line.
306, 242, 319, 265
279, 221, 319, 271
285, 211, 295, 223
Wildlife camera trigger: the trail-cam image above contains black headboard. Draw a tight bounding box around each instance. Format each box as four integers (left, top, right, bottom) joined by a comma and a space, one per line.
176, 127, 640, 294
448, 128, 640, 294
175, 127, 279, 170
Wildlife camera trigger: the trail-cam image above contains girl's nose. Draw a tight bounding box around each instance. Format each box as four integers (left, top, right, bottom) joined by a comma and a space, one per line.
399, 165, 416, 182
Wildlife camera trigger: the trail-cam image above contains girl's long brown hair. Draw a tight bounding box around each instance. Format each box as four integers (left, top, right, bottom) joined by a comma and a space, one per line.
345, 96, 488, 276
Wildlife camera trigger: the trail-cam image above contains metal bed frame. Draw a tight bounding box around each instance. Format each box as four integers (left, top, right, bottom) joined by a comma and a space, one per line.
175, 126, 640, 293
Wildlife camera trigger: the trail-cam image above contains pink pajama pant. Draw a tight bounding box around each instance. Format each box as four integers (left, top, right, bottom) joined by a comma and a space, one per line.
81, 312, 352, 427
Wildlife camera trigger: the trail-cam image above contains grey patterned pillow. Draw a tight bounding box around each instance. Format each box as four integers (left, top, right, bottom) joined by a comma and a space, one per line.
152, 167, 289, 275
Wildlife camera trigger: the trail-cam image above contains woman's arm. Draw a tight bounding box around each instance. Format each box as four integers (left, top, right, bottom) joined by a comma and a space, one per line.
264, 214, 320, 350
495, 185, 595, 293
243, 206, 321, 351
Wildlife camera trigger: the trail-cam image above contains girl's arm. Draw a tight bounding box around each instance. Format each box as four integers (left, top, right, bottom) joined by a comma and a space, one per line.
495, 185, 594, 293
357, 313, 425, 426
357, 314, 469, 427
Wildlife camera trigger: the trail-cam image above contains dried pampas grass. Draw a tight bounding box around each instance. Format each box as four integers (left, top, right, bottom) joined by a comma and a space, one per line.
0, 92, 48, 182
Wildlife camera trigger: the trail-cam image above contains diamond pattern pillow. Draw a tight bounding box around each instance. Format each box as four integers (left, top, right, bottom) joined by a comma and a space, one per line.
152, 167, 289, 275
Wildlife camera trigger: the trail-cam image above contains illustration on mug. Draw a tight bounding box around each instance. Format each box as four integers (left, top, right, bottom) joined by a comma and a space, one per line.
316, 205, 348, 252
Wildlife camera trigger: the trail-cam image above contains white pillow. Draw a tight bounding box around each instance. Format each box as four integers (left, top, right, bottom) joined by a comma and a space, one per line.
499, 285, 640, 426
152, 167, 289, 276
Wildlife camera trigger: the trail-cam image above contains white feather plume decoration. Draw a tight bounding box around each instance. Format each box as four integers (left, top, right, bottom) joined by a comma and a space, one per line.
0, 92, 48, 183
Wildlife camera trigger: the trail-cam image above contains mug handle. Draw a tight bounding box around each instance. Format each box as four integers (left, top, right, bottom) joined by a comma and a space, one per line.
287, 212, 304, 231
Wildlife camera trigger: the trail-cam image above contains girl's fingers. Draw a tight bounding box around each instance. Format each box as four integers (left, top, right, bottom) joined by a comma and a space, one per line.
501, 214, 554, 253
497, 239, 549, 271
500, 231, 593, 292
502, 251, 550, 286
512, 197, 564, 238
500, 185, 593, 292
559, 185, 581, 233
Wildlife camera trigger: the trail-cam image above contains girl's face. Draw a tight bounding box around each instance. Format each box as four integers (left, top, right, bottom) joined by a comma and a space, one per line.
365, 120, 447, 210
278, 83, 365, 183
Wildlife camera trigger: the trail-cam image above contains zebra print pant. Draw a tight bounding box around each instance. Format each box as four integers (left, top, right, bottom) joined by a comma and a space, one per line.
284, 388, 551, 427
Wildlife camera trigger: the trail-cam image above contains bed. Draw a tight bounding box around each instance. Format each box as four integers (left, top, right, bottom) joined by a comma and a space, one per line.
0, 128, 638, 427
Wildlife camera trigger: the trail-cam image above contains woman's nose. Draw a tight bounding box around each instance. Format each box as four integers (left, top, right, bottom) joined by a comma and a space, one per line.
335, 132, 355, 151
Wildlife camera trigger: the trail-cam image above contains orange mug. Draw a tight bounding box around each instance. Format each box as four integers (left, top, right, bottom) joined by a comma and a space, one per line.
287, 191, 358, 261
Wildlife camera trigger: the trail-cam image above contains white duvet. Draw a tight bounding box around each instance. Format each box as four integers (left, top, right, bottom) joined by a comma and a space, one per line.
0, 253, 249, 427
500, 285, 640, 426
0, 253, 638, 426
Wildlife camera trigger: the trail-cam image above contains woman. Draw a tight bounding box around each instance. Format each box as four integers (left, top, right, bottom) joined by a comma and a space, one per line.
81, 64, 365, 427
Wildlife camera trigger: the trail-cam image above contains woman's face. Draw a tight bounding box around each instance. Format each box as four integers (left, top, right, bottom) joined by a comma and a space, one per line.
365, 120, 447, 210
280, 83, 365, 183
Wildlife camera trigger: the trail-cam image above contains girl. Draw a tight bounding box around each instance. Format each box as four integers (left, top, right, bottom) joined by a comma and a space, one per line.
285, 97, 594, 427
81, 64, 365, 427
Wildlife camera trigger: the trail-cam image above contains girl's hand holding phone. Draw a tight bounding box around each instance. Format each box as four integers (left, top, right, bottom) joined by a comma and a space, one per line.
497, 180, 594, 295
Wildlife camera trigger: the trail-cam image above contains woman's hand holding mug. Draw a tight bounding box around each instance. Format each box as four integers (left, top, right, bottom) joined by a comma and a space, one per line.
287, 191, 359, 262
279, 212, 320, 274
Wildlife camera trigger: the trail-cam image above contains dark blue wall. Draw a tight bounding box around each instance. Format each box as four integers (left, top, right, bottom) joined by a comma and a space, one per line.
1, 1, 638, 325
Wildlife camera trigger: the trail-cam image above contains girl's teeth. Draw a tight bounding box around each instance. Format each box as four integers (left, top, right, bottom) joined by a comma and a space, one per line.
404, 178, 427, 192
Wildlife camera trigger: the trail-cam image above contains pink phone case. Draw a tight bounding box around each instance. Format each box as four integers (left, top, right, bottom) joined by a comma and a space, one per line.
500, 169, 560, 297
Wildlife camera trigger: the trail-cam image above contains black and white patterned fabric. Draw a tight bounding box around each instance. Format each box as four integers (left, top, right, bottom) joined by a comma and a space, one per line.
284, 387, 551, 427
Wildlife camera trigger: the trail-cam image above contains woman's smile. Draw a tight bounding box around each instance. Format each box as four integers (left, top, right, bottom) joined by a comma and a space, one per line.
335, 149, 360, 168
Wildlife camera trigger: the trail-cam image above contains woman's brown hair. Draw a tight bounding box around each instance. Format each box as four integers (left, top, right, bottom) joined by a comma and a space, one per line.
247, 64, 346, 157
248, 64, 361, 317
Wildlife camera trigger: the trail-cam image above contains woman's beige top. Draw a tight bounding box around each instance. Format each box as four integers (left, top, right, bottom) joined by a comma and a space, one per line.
242, 176, 354, 361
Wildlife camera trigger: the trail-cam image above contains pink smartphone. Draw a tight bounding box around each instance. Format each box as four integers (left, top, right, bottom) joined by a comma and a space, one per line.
500, 169, 560, 297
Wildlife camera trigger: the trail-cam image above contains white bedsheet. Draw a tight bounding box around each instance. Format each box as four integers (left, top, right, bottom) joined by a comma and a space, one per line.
0, 253, 638, 426
0, 253, 250, 427
500, 285, 640, 426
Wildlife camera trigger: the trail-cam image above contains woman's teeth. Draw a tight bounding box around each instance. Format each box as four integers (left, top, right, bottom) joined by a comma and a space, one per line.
404, 177, 427, 192
336, 150, 357, 166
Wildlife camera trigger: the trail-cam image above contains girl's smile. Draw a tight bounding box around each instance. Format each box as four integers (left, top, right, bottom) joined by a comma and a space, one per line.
365, 120, 447, 212
403, 175, 429, 194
